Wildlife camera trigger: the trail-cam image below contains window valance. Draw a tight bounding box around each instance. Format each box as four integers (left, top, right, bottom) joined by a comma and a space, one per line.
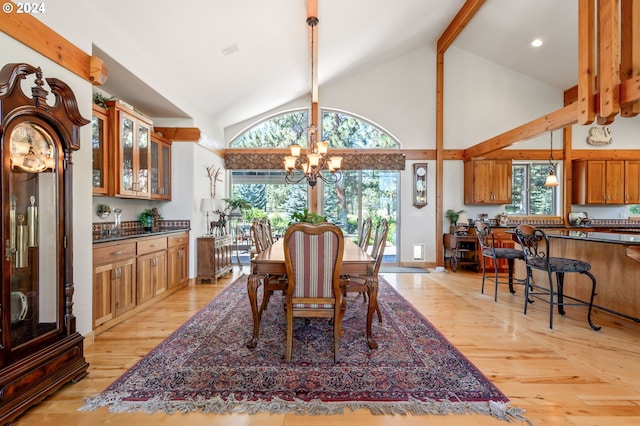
224, 151, 406, 171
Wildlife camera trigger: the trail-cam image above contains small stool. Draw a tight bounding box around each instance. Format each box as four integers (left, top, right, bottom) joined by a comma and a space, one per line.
475, 221, 525, 302
515, 224, 601, 331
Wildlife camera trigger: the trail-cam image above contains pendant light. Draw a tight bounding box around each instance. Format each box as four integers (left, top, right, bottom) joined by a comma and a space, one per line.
544, 131, 559, 187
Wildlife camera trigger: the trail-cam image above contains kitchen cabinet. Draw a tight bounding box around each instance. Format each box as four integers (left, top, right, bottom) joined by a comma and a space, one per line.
91, 104, 109, 195
93, 242, 137, 326
137, 237, 168, 303
625, 160, 640, 204
464, 159, 512, 204
92, 232, 189, 334
107, 100, 153, 199
572, 160, 625, 204
197, 235, 233, 283
150, 132, 172, 200
168, 232, 190, 289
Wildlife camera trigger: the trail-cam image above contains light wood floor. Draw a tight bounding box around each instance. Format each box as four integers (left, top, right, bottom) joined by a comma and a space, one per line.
14, 266, 640, 425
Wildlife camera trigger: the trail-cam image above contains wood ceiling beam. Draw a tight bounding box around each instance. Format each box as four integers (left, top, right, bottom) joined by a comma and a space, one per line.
0, 12, 107, 85
462, 103, 579, 161
437, 0, 486, 53
153, 127, 201, 142
435, 0, 486, 267
577, 0, 596, 124
597, 0, 620, 123
621, 0, 640, 117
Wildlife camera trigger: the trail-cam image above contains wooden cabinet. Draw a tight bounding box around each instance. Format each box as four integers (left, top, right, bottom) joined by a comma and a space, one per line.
476, 228, 515, 272
92, 232, 189, 334
150, 132, 172, 200
91, 104, 109, 195
107, 100, 153, 199
137, 237, 168, 303
1, 63, 88, 424
93, 242, 137, 326
572, 160, 626, 204
197, 235, 233, 283
624, 160, 640, 204
168, 232, 190, 289
464, 159, 512, 204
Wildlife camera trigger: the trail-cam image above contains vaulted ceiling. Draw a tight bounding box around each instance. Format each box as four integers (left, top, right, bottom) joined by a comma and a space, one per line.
86, 0, 577, 130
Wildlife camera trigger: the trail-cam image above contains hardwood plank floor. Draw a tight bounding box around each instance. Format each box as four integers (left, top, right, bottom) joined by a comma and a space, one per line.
14, 267, 640, 425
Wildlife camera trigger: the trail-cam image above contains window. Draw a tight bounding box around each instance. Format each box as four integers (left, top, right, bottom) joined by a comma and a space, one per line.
507, 163, 558, 215
229, 109, 400, 263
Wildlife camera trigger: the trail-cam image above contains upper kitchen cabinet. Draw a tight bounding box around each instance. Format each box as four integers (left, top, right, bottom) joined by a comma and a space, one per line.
91, 105, 109, 195
107, 100, 153, 199
150, 132, 172, 200
572, 160, 625, 204
464, 159, 512, 204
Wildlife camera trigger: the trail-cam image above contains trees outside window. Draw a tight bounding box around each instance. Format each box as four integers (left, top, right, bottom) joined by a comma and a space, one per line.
508, 163, 558, 215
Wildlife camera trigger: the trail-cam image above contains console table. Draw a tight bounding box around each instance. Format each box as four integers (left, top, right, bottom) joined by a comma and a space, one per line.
197, 235, 233, 283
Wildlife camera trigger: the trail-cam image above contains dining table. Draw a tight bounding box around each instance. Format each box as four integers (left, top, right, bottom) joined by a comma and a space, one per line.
246, 237, 379, 349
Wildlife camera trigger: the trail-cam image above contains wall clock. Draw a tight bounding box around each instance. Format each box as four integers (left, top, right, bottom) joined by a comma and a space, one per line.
413, 163, 427, 208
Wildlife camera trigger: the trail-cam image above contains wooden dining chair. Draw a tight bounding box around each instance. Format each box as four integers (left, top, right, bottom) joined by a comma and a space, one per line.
357, 217, 372, 252
283, 222, 345, 363
250, 219, 287, 318
341, 218, 388, 323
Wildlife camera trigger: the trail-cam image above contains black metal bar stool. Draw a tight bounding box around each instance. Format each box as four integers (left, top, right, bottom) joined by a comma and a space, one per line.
475, 221, 525, 301
515, 224, 601, 331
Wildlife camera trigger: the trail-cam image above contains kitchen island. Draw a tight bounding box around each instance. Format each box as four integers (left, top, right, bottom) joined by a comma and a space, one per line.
516, 230, 640, 323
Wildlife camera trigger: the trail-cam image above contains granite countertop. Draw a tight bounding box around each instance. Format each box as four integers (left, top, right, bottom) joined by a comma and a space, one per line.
93, 228, 190, 244
546, 230, 640, 245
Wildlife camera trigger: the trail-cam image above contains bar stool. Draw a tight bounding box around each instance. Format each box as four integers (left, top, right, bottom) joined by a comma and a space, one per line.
515, 224, 601, 331
475, 221, 525, 301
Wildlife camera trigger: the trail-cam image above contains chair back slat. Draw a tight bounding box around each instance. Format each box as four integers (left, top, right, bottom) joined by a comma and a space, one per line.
368, 219, 389, 275
357, 218, 372, 251
515, 224, 549, 268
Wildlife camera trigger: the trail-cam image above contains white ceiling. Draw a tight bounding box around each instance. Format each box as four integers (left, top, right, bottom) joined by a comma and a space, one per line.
86, 0, 577, 130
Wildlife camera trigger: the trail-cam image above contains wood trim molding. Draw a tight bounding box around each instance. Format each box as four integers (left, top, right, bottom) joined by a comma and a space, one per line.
153, 127, 201, 142
0, 12, 106, 84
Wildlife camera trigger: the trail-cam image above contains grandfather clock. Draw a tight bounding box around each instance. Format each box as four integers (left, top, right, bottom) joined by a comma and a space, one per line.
0, 63, 89, 424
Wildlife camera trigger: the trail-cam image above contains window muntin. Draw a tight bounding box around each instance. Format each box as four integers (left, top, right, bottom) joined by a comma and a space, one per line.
508, 163, 558, 215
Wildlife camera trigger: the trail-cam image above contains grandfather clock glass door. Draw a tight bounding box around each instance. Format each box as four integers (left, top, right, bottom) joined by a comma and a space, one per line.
7, 122, 60, 350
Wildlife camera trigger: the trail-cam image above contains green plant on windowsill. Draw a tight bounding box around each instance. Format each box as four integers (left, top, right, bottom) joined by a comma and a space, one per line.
222, 197, 252, 215
289, 209, 327, 225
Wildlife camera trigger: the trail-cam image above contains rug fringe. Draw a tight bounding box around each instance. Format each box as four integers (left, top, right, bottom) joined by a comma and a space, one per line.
80, 393, 530, 423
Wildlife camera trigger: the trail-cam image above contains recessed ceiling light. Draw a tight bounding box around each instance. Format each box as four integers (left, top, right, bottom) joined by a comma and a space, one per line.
531, 38, 543, 47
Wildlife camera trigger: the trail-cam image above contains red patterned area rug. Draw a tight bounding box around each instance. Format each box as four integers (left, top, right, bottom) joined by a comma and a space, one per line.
81, 274, 527, 422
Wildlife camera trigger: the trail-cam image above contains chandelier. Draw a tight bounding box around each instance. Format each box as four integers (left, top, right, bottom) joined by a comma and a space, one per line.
283, 2, 342, 187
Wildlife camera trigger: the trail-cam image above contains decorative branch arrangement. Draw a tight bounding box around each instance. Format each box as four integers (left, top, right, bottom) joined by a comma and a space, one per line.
206, 165, 223, 199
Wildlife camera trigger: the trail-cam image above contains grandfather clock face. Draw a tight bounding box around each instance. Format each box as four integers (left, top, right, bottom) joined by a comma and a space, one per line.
7, 120, 60, 347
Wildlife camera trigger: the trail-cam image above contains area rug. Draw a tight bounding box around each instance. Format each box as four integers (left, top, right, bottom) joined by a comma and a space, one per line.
81, 274, 526, 422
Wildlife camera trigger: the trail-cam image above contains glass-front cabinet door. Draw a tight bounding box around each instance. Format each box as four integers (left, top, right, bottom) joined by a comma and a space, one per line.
7, 122, 60, 350
91, 105, 109, 195
150, 132, 172, 200
108, 100, 152, 199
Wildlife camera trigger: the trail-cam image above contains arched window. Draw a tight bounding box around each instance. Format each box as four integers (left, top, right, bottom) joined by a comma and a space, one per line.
227, 109, 401, 265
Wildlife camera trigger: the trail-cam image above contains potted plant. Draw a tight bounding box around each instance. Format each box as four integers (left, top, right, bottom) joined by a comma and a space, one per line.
289, 209, 327, 225
222, 197, 252, 219
139, 207, 163, 232
445, 209, 465, 234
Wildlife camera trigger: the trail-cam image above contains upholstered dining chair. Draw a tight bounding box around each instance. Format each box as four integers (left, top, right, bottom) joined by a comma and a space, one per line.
341, 218, 388, 323
515, 224, 601, 331
357, 217, 373, 252
283, 222, 345, 363
475, 221, 525, 302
